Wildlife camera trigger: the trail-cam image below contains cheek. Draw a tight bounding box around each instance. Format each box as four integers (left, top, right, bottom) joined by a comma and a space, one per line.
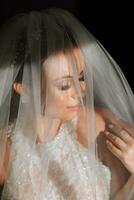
46, 89, 77, 120
51, 90, 69, 107
47, 91, 70, 119
46, 87, 69, 110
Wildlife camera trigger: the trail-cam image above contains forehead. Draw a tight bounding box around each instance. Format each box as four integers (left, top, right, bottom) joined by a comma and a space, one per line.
43, 48, 84, 81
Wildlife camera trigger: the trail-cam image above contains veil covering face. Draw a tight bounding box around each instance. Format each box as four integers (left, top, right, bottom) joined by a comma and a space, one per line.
0, 8, 134, 200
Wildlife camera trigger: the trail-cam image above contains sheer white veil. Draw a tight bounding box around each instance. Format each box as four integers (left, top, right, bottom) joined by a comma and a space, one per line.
0, 8, 134, 199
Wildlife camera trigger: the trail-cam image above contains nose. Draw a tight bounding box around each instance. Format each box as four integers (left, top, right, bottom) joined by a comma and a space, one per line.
70, 86, 80, 101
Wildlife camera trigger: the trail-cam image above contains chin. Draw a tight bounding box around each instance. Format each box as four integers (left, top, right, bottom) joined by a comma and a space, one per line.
63, 112, 78, 121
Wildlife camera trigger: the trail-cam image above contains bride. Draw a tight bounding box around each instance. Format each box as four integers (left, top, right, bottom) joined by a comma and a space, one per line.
0, 8, 134, 200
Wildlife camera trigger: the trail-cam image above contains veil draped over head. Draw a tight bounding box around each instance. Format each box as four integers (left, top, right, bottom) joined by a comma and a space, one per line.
0, 8, 134, 200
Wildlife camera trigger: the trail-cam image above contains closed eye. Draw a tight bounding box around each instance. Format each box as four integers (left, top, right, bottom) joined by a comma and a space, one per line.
59, 85, 71, 90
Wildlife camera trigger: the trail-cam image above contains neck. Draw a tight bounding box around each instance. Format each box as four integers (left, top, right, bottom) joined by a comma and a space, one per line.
36, 116, 62, 144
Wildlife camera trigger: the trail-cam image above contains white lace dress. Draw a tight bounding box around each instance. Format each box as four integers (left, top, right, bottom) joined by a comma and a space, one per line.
2, 119, 111, 200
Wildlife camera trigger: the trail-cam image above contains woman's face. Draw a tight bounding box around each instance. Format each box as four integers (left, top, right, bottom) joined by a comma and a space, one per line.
42, 48, 86, 121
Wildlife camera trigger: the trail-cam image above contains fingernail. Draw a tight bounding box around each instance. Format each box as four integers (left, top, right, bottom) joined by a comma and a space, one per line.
106, 140, 111, 144
108, 123, 114, 129
105, 131, 110, 135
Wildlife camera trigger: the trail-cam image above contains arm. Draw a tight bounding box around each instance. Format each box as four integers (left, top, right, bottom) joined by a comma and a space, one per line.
77, 107, 134, 199
112, 174, 134, 200
0, 137, 11, 185
99, 108, 134, 200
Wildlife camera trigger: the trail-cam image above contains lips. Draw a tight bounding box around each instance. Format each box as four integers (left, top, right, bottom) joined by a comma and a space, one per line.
67, 104, 80, 110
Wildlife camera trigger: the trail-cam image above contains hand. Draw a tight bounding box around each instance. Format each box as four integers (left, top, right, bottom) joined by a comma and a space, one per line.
104, 119, 134, 174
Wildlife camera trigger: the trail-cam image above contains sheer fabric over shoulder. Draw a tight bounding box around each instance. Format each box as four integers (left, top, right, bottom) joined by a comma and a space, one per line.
0, 8, 134, 200
2, 118, 111, 200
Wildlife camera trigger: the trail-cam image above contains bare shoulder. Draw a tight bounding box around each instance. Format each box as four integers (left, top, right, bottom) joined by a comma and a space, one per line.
0, 137, 11, 185
95, 107, 117, 135
77, 107, 113, 136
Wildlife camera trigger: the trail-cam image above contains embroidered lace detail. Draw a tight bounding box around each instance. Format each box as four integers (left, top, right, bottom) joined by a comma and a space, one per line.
2, 118, 111, 200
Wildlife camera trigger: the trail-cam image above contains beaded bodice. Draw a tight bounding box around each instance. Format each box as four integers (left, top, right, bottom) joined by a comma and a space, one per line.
2, 118, 111, 200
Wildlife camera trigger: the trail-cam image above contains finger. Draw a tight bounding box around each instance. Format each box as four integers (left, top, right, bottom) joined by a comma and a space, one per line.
106, 122, 121, 135
99, 108, 134, 137
118, 129, 133, 144
105, 131, 127, 151
106, 115, 134, 138
117, 119, 134, 137
106, 123, 133, 144
106, 140, 123, 160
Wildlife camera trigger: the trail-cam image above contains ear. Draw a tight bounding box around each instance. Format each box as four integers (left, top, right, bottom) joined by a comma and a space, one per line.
13, 82, 25, 95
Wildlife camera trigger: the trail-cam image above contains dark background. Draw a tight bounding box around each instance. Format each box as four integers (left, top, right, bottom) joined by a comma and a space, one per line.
0, 0, 133, 91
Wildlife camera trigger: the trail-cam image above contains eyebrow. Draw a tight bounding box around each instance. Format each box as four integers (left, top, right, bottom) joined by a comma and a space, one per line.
53, 70, 84, 82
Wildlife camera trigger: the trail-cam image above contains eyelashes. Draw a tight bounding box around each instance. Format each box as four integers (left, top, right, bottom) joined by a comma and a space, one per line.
58, 85, 71, 91
55, 75, 85, 91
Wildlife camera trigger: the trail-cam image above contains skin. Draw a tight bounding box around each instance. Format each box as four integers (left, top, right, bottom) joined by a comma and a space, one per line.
37, 49, 86, 143
41, 50, 84, 121
1, 48, 134, 199
14, 48, 134, 172
0, 136, 11, 185
78, 108, 133, 198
